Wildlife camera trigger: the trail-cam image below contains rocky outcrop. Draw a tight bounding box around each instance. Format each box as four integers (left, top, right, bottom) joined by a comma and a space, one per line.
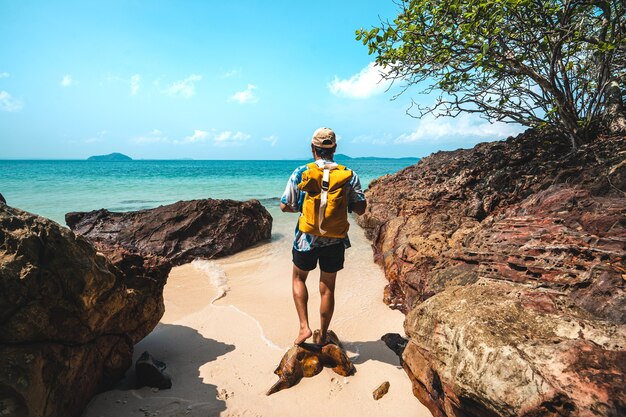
66, 199, 272, 265
359, 130, 626, 416
0, 205, 169, 417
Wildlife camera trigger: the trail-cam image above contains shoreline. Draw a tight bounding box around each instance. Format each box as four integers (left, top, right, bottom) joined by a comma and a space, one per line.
82, 214, 432, 417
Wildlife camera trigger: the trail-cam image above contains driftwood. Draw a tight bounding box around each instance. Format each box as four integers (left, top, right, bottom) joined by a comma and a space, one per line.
266, 330, 355, 395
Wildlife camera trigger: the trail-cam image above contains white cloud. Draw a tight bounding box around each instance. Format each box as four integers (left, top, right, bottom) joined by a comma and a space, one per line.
0, 72, 9, 78
213, 130, 250, 146
132, 129, 170, 144
130, 74, 141, 96
221, 68, 241, 78
60, 75, 74, 87
328, 62, 392, 99
0, 91, 23, 112
85, 130, 107, 144
172, 129, 251, 146
184, 129, 209, 143
394, 114, 523, 144
229, 84, 258, 104
165, 74, 202, 98
263, 135, 278, 147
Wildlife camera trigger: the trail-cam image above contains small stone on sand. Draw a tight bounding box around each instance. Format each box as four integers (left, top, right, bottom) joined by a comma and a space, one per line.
373, 381, 390, 400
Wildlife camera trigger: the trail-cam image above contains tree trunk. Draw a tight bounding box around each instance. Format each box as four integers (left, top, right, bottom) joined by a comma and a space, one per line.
605, 79, 626, 135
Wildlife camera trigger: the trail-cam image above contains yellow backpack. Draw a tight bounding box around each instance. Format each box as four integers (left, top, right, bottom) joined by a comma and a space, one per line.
297, 162, 353, 238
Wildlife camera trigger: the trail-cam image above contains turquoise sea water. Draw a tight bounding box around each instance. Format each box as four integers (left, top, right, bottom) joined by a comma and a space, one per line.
0, 159, 417, 225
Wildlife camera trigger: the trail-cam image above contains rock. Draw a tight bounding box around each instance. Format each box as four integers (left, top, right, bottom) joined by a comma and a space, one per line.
0, 193, 5, 204
358, 131, 626, 314
373, 381, 390, 400
359, 129, 626, 417
0, 204, 169, 417
66, 198, 273, 265
451, 185, 626, 323
135, 351, 172, 389
403, 280, 626, 417
267, 330, 355, 395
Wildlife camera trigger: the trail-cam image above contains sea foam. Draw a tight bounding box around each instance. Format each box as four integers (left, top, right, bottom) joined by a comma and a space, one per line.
190, 259, 282, 350
191, 259, 230, 303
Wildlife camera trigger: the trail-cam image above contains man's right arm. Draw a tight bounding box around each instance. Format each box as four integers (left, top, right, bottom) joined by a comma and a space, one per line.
280, 202, 297, 213
280, 166, 305, 213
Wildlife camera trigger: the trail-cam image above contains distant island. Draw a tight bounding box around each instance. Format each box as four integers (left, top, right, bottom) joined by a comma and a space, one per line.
334, 153, 420, 161
87, 153, 132, 161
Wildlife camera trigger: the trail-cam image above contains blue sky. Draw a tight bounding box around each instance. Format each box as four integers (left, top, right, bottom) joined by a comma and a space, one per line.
0, 0, 523, 159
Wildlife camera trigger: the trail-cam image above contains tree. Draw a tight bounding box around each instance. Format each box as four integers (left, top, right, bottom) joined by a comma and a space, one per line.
357, 0, 626, 149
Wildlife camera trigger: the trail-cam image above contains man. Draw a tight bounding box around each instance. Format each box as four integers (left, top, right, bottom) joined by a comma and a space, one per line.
280, 127, 367, 345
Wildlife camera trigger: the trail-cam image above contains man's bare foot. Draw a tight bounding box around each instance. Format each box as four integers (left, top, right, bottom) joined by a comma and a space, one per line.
294, 327, 312, 345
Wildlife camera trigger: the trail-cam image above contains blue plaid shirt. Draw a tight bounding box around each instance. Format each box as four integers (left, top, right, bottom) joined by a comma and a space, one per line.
280, 159, 366, 251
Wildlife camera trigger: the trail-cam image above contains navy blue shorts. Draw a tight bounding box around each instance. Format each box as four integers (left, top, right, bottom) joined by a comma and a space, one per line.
292, 244, 345, 273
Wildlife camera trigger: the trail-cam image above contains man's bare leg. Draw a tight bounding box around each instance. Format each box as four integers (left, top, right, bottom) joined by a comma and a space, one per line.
319, 270, 337, 344
292, 265, 312, 345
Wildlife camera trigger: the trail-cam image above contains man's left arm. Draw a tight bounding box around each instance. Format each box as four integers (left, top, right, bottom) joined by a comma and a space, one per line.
348, 172, 367, 215
351, 200, 367, 215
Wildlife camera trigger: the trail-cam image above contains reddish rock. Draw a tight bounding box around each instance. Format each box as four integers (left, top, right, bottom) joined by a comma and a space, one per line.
403, 281, 626, 417
0, 204, 168, 417
359, 129, 626, 417
65, 198, 272, 265
359, 131, 625, 315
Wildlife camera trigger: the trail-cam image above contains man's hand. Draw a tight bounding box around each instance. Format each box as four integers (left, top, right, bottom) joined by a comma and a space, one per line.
351, 200, 367, 215
280, 202, 297, 213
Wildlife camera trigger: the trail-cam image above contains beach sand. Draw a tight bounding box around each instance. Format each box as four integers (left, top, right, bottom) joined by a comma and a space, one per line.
82, 210, 432, 417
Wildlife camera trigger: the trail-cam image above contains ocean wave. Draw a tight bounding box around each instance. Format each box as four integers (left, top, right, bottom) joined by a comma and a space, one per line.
118, 199, 163, 204
191, 259, 282, 350
108, 205, 154, 212
257, 196, 280, 205
191, 259, 230, 303
227, 305, 282, 351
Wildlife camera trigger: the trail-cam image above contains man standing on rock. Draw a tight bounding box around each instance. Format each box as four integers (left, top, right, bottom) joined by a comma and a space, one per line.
280, 127, 367, 345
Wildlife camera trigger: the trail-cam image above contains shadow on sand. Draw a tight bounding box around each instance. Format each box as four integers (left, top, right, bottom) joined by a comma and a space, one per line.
346, 339, 402, 367
82, 323, 235, 417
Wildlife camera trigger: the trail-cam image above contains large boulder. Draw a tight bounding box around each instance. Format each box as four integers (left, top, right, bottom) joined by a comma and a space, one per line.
65, 198, 272, 265
0, 205, 169, 417
403, 280, 626, 417
360, 130, 626, 416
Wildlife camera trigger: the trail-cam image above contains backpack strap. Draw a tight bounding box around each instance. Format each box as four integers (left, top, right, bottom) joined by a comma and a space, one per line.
318, 166, 331, 235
